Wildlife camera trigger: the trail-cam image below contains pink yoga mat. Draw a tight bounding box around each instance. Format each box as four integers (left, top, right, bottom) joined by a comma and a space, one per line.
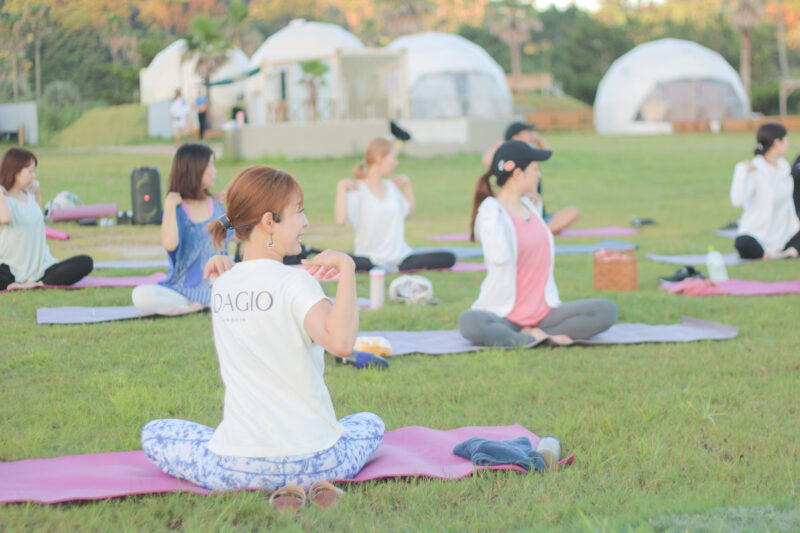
2, 272, 167, 292
661, 278, 800, 296
0, 424, 574, 504
45, 226, 70, 240
431, 226, 639, 241
49, 203, 118, 222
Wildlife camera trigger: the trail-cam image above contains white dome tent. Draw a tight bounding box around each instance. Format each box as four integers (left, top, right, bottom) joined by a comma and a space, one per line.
387, 32, 512, 120
245, 19, 365, 124
139, 39, 251, 130
594, 38, 749, 135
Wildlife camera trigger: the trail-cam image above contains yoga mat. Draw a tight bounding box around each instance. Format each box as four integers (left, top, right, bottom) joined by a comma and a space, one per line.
49, 203, 118, 222
712, 229, 737, 239
361, 316, 738, 356
413, 240, 637, 260
0, 424, 574, 504
45, 226, 70, 241
1, 273, 167, 293
94, 259, 169, 270
646, 253, 753, 266
430, 227, 640, 241
412, 246, 484, 259
661, 278, 800, 296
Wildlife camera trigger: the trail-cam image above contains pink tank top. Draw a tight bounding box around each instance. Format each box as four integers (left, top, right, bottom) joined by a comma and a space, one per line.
504, 213, 552, 326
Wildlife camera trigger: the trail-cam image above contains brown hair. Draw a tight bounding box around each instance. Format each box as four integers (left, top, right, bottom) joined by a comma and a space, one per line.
353, 137, 394, 180
208, 165, 303, 250
168, 143, 214, 200
0, 147, 38, 190
469, 170, 496, 241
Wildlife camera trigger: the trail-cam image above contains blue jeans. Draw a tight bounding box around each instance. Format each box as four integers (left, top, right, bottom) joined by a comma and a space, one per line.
141, 412, 384, 491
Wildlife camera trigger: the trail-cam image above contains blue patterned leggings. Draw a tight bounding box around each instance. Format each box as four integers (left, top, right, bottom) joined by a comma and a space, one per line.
141, 412, 384, 491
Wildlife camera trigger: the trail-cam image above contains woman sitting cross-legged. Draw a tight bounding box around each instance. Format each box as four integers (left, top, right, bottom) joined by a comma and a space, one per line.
141, 165, 384, 492
459, 141, 617, 347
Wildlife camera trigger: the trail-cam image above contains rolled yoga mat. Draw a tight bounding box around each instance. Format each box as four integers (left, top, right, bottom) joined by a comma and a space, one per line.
0, 424, 574, 504
49, 203, 118, 222
45, 226, 70, 240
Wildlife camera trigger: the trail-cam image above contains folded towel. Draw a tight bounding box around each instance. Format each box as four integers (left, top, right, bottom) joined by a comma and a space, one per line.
453, 436, 545, 472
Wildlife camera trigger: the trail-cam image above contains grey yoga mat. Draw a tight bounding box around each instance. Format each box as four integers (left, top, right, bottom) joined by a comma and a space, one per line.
646, 253, 753, 266
93, 260, 169, 269
414, 239, 637, 260
361, 317, 738, 356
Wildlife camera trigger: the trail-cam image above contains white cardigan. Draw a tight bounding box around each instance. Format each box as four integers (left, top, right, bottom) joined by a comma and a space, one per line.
730, 155, 800, 254
471, 196, 561, 317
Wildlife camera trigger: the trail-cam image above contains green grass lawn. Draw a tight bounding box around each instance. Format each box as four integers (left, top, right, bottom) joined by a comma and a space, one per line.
2, 133, 799, 531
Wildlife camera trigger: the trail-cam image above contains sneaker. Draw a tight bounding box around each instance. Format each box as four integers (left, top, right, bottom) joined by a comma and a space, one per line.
658, 265, 705, 283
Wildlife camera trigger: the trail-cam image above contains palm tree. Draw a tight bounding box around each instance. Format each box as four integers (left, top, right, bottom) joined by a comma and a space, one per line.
486, 0, 542, 84
183, 15, 232, 108
0, 13, 26, 101
22, 3, 50, 104
730, 0, 764, 108
298, 59, 329, 122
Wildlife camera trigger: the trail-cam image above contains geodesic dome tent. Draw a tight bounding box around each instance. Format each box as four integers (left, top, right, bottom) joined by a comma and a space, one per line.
245, 19, 366, 124
594, 38, 749, 134
139, 39, 251, 128
387, 32, 512, 120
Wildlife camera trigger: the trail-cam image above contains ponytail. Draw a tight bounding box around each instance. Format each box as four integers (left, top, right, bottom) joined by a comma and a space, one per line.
208, 219, 228, 251
754, 122, 787, 156
469, 170, 495, 242
353, 160, 368, 180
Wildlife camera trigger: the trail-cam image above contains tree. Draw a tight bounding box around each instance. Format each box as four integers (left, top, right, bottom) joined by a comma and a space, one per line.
21, 2, 50, 104
0, 13, 26, 101
730, 0, 765, 106
486, 0, 542, 81
298, 59, 329, 121
183, 15, 232, 108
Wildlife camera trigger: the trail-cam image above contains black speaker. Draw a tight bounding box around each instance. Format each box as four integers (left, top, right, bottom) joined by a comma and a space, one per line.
130, 167, 162, 225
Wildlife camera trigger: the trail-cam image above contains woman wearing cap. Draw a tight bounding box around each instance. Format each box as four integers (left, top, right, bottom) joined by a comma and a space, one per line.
730, 123, 800, 259
334, 137, 455, 271
482, 122, 579, 235
459, 140, 617, 347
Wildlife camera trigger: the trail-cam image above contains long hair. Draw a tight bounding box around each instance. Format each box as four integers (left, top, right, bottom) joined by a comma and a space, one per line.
0, 147, 38, 190
353, 137, 394, 180
168, 143, 214, 200
208, 165, 303, 250
755, 123, 787, 156
469, 170, 496, 242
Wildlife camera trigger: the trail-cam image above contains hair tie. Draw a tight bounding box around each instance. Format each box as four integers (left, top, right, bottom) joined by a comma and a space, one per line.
218, 214, 233, 230
757, 143, 764, 151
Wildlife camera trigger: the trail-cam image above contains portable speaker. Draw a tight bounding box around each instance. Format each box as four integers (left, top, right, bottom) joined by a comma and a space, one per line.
130, 167, 162, 225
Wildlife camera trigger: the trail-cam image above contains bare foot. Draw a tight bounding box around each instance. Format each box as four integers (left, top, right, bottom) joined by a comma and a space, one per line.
169, 302, 206, 316
520, 327, 549, 342
6, 281, 44, 291
764, 248, 799, 260
546, 334, 574, 346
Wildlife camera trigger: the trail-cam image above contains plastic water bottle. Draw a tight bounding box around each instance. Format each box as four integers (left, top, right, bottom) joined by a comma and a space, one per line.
706, 246, 728, 282
369, 268, 385, 309
535, 436, 561, 471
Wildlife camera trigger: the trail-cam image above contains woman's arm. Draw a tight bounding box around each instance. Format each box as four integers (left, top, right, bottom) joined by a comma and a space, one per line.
477, 202, 511, 265
730, 161, 757, 208
161, 192, 182, 251
391, 175, 415, 217
303, 250, 358, 357
334, 179, 356, 225
0, 186, 12, 225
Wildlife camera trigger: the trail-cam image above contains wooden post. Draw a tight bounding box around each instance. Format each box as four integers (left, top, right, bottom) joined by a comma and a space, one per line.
17, 124, 24, 146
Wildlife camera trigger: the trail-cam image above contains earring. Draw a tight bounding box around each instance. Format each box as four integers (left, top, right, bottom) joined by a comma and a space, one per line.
267, 234, 274, 249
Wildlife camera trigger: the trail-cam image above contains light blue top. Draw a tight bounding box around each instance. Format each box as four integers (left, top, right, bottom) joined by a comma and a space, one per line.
159, 197, 230, 304
0, 191, 58, 282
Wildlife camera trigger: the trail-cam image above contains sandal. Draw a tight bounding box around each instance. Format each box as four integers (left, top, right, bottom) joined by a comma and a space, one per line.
307, 480, 344, 509
268, 484, 306, 515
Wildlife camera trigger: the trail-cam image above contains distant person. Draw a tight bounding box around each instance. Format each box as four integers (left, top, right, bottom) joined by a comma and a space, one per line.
791, 153, 800, 217
0, 147, 93, 291
334, 137, 456, 271
131, 144, 229, 314
730, 123, 800, 260
231, 96, 248, 125
483, 121, 579, 234
196, 89, 209, 140
460, 141, 616, 347
170, 89, 193, 145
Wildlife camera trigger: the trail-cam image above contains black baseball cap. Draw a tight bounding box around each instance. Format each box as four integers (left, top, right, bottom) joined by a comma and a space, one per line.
504, 121, 536, 140
490, 140, 551, 182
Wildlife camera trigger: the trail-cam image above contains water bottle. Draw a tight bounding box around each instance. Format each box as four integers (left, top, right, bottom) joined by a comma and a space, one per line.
535, 436, 561, 471
705, 246, 728, 282
369, 268, 385, 309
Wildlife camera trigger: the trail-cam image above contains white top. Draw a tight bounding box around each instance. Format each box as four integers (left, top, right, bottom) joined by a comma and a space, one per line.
730, 155, 800, 254
0, 191, 57, 282
170, 96, 192, 128
346, 179, 412, 266
208, 259, 344, 458
471, 196, 560, 317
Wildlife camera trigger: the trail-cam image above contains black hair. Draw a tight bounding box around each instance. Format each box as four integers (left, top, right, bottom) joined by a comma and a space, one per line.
755, 123, 787, 156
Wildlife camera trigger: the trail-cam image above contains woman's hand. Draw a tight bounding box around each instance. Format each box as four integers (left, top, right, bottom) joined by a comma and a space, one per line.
337, 178, 358, 192
302, 249, 354, 281
203, 255, 234, 284
390, 174, 410, 188
742, 160, 757, 172
26, 180, 40, 196
165, 191, 183, 209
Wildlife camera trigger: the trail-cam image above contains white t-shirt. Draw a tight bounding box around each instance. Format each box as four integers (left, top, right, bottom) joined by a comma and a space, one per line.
346, 179, 412, 265
0, 191, 57, 282
208, 259, 344, 458
170, 97, 192, 128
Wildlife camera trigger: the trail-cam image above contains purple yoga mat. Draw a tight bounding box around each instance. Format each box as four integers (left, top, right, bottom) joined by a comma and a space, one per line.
431, 226, 639, 241
646, 252, 753, 266
661, 278, 800, 296
0, 424, 574, 504
70, 272, 167, 288
362, 316, 738, 356
49, 203, 118, 222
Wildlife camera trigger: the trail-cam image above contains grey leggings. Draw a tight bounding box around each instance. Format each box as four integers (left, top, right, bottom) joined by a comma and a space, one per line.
458, 299, 618, 347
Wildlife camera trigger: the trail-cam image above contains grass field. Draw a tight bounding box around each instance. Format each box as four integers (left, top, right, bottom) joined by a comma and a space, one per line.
2, 133, 799, 531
